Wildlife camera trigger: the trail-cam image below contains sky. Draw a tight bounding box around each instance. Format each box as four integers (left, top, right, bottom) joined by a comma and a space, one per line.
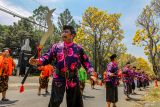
0, 0, 152, 60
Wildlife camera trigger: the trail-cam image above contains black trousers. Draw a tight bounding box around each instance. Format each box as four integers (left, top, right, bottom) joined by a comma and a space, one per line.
131, 82, 135, 90
137, 80, 142, 88
106, 82, 118, 103
48, 79, 83, 107
124, 82, 132, 95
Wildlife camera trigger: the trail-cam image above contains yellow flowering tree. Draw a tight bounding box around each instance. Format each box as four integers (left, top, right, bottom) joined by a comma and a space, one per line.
118, 53, 136, 68
133, 58, 155, 78
74, 7, 126, 73
132, 4, 160, 76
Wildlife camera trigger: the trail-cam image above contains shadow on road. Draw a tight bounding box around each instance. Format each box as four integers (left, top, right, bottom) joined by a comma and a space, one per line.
83, 95, 95, 100
133, 93, 143, 95
42, 93, 50, 97
128, 97, 144, 105
92, 88, 101, 90
129, 97, 142, 101
0, 100, 18, 105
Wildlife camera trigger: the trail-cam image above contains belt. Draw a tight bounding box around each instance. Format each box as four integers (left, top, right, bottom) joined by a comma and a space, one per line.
56, 70, 78, 79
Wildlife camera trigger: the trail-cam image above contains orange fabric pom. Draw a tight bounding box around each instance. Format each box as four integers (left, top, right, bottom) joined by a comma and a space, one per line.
7, 57, 15, 76
40, 65, 54, 78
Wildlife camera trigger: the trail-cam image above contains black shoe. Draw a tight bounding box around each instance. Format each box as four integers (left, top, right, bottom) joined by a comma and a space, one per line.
45, 91, 50, 94
2, 98, 9, 101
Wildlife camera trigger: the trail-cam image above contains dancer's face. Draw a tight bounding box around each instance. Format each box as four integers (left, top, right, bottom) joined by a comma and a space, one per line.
3, 50, 10, 57
132, 68, 136, 71
127, 64, 130, 68
62, 29, 74, 43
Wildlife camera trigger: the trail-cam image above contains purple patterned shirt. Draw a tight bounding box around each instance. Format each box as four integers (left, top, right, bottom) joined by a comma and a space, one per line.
122, 66, 132, 83
136, 72, 143, 81
39, 42, 93, 79
106, 61, 119, 85
130, 70, 136, 82
141, 73, 147, 82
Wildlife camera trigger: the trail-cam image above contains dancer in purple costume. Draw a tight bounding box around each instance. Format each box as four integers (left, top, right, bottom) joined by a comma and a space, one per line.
29, 25, 95, 107
106, 54, 119, 107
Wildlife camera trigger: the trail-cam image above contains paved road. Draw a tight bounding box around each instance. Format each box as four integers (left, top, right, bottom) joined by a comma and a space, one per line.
0, 81, 147, 107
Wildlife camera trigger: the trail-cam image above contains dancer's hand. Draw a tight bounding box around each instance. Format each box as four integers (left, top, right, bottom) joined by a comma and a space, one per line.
110, 73, 115, 77
29, 57, 40, 66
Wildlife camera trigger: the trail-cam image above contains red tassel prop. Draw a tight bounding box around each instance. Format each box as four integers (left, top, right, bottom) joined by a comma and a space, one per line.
100, 80, 103, 86
155, 80, 158, 87
37, 46, 42, 63
20, 85, 24, 93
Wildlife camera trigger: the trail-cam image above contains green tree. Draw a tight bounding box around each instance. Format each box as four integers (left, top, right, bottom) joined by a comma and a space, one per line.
57, 9, 79, 32
0, 25, 9, 49
33, 5, 49, 31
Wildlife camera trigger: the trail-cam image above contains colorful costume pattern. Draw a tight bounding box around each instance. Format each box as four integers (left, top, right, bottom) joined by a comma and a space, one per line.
39, 42, 93, 107
136, 72, 143, 89
122, 66, 132, 96
130, 70, 136, 90
106, 61, 119, 103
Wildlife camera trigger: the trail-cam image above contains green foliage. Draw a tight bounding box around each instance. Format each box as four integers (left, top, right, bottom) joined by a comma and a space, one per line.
57, 9, 79, 32
33, 5, 49, 30
0, 6, 80, 56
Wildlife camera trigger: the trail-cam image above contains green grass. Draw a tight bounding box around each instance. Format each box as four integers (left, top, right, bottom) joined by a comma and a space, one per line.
144, 86, 160, 102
